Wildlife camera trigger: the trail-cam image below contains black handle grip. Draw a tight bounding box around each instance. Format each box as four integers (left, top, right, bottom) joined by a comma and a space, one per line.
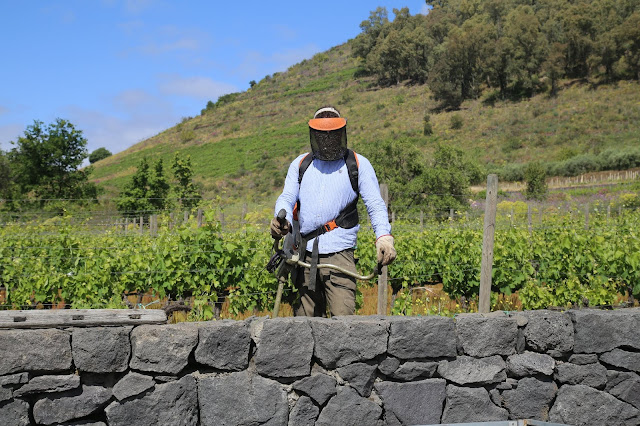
277, 209, 286, 224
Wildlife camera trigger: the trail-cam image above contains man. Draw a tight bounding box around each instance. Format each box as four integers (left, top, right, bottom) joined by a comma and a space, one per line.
271, 106, 396, 317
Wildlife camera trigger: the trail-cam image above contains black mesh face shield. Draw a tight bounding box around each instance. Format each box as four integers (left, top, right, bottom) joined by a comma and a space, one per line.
309, 126, 348, 161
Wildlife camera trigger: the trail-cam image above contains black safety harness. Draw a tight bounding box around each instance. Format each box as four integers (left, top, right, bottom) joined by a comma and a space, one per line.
294, 149, 360, 291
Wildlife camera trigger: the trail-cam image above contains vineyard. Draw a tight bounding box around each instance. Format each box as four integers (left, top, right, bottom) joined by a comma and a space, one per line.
1, 193, 640, 319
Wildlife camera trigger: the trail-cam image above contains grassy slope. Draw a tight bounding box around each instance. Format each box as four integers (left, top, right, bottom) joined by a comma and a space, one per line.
89, 40, 640, 208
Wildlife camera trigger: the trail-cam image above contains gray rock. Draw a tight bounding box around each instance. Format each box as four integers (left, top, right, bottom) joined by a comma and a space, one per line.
442, 385, 509, 424
129, 323, 198, 374
570, 308, 640, 353
292, 373, 336, 406
375, 379, 446, 426
456, 315, 518, 356
502, 377, 557, 420
198, 371, 288, 426
550, 384, 640, 426
13, 374, 80, 397
378, 357, 400, 376
555, 362, 608, 389
0, 373, 28, 386
336, 362, 377, 397
0, 329, 71, 375
496, 378, 519, 390
112, 372, 155, 401
62, 422, 106, 426
106, 374, 197, 426
288, 396, 318, 426
316, 386, 383, 426
606, 371, 640, 410
506, 351, 555, 377
154, 375, 177, 383
254, 318, 314, 378
33, 385, 112, 425
521, 310, 574, 354
438, 355, 506, 385
72, 327, 132, 373
569, 353, 599, 365
194, 320, 251, 371
0, 399, 30, 426
600, 348, 640, 373
311, 317, 388, 368
0, 387, 11, 402
387, 361, 438, 381
387, 316, 457, 359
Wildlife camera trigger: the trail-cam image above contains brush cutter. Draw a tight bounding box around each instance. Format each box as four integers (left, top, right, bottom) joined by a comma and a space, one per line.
268, 209, 381, 316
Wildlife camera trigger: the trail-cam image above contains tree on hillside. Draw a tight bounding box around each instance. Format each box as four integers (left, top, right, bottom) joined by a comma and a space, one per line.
117, 157, 170, 218
8, 119, 98, 203
171, 153, 201, 210
89, 147, 112, 164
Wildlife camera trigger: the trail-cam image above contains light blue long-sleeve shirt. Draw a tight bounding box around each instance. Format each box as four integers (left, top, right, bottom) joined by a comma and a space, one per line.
274, 152, 391, 254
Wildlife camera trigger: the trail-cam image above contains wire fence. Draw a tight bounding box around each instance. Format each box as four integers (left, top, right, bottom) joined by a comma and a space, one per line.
1, 187, 639, 316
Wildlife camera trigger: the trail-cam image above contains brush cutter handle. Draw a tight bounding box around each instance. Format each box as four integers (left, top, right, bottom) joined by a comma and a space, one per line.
293, 259, 383, 281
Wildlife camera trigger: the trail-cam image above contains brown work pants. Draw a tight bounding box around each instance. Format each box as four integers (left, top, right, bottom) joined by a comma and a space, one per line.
293, 249, 357, 317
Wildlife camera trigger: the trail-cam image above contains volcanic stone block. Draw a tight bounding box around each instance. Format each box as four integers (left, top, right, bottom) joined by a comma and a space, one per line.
316, 386, 383, 426
129, 323, 198, 374
606, 371, 640, 410
506, 351, 555, 377
0, 399, 30, 426
600, 348, 640, 373
311, 317, 388, 368
336, 362, 377, 397
555, 362, 607, 389
194, 320, 251, 371
0, 387, 11, 403
550, 384, 640, 426
254, 318, 314, 378
292, 373, 337, 406
198, 371, 288, 426
569, 353, 598, 365
106, 375, 197, 426
502, 377, 557, 421
0, 373, 28, 386
387, 361, 439, 381
375, 379, 446, 426
521, 310, 574, 355
33, 385, 112, 425
72, 327, 132, 373
13, 374, 80, 397
112, 372, 154, 401
289, 396, 318, 426
442, 385, 509, 424
0, 329, 71, 375
570, 308, 640, 353
378, 357, 401, 376
456, 315, 517, 356
438, 355, 506, 385
387, 316, 457, 359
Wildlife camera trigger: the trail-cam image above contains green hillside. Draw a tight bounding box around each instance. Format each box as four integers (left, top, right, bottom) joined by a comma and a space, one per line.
89, 40, 640, 206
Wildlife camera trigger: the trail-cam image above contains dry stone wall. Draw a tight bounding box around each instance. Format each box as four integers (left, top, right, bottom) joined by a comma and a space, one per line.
1, 308, 640, 425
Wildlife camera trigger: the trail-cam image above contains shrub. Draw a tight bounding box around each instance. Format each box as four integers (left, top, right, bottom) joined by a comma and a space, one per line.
450, 114, 463, 130
524, 162, 548, 200
423, 114, 433, 136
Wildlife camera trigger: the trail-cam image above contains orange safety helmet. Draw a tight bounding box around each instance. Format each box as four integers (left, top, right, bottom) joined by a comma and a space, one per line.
308, 107, 348, 161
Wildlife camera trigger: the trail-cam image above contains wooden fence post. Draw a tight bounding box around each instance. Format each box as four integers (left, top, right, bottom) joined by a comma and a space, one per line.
197, 209, 203, 228
378, 183, 389, 316
527, 204, 532, 237
139, 216, 143, 234
420, 210, 424, 231
184, 210, 189, 223
479, 174, 498, 314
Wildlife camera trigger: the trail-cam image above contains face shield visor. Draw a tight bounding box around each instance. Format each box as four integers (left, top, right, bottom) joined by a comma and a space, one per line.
308, 117, 347, 161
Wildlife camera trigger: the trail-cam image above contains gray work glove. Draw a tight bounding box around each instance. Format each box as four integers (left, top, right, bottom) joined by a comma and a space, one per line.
270, 216, 290, 239
376, 235, 397, 266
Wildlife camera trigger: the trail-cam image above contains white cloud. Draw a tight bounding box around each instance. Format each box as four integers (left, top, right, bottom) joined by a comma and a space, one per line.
124, 0, 155, 14
158, 74, 238, 100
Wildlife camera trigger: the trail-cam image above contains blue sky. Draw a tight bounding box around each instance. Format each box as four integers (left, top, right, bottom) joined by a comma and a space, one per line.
0, 1, 428, 157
